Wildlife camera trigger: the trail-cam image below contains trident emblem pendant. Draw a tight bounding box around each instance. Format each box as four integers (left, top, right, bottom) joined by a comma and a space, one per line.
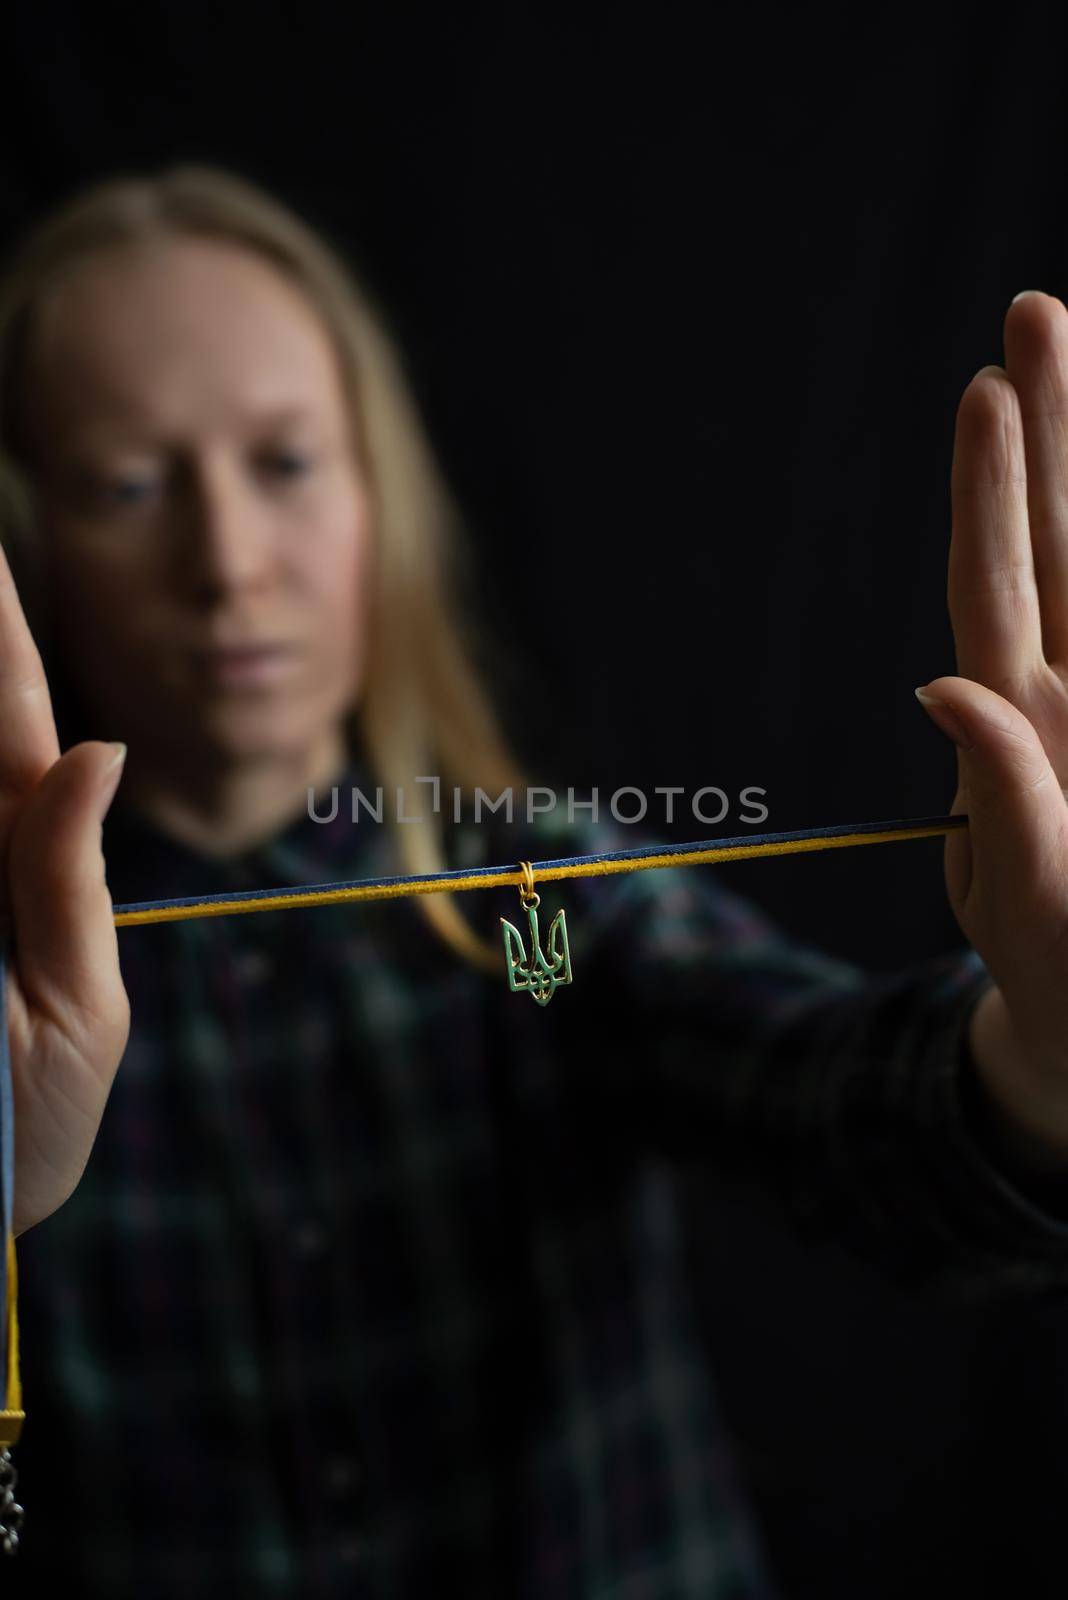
500, 861, 572, 1005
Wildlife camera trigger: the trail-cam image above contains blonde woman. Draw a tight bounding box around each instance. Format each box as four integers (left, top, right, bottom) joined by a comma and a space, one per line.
1, 167, 1067, 1597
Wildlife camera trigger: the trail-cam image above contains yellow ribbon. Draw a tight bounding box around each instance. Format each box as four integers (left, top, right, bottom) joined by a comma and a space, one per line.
0, 1232, 23, 1448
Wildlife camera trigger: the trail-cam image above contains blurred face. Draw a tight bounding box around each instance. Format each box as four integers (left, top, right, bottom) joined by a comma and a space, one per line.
22, 234, 372, 775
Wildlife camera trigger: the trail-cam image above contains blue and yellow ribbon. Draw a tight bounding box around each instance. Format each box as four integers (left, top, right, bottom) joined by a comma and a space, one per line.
108, 812, 969, 926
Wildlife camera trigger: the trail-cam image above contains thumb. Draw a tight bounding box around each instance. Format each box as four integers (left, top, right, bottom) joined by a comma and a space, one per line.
6, 740, 130, 1024
915, 676, 1068, 935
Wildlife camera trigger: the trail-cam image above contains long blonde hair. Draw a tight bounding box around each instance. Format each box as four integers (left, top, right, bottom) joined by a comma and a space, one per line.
0, 163, 526, 972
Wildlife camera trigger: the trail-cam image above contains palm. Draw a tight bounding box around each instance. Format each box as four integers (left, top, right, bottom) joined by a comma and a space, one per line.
1017, 669, 1068, 792
0, 546, 130, 1236
973, 663, 1068, 795
927, 289, 1068, 1068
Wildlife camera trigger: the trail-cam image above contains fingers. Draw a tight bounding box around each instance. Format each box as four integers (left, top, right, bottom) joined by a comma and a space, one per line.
948, 364, 1043, 691
1002, 293, 1068, 665
0, 536, 60, 832
5, 740, 130, 1064
920, 674, 1068, 943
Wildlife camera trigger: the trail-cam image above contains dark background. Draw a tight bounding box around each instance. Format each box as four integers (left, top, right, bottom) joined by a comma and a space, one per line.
4, 5, 1068, 1594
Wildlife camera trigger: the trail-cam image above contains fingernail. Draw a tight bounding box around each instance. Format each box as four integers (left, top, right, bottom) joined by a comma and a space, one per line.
1011, 289, 1043, 303
915, 688, 973, 750
98, 742, 127, 815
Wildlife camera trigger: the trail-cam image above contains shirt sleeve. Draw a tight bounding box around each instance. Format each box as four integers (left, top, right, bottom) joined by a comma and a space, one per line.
551, 826, 1068, 1301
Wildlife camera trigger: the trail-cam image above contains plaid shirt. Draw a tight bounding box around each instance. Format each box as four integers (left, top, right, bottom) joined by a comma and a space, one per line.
8, 753, 1068, 1598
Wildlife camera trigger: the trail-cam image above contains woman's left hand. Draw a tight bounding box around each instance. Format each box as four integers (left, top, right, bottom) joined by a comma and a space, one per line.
919, 289, 1068, 1166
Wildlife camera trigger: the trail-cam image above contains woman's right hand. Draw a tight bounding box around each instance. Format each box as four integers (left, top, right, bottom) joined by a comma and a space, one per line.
0, 539, 131, 1237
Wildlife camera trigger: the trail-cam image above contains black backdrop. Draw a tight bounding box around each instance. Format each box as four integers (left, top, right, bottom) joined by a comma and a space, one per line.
3, 6, 1068, 1594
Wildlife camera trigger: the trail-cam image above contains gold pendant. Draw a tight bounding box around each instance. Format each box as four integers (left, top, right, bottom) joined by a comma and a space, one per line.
500, 861, 572, 1005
